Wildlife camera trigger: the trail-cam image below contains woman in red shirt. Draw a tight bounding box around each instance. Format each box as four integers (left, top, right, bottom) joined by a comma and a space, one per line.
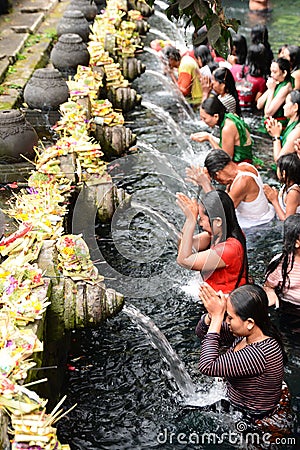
176, 189, 248, 293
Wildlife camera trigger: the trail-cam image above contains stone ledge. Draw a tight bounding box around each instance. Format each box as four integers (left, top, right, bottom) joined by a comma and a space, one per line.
0, 29, 29, 60
10, 12, 45, 33
20, 0, 59, 13
0, 0, 71, 108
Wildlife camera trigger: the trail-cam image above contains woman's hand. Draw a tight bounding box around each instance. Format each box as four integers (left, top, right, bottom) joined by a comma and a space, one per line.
266, 77, 278, 91
185, 165, 211, 187
265, 117, 282, 138
176, 192, 199, 221
263, 184, 278, 203
190, 131, 210, 143
200, 75, 212, 100
199, 282, 227, 318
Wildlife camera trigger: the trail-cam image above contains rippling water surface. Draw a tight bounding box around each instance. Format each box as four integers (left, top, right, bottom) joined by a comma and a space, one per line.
58, 2, 300, 448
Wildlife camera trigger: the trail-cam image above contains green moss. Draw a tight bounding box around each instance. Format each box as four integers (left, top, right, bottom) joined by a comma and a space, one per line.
7, 65, 16, 74
15, 53, 26, 61
25, 33, 43, 47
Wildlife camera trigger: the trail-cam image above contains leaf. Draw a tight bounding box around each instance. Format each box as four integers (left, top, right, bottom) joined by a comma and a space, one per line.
214, 34, 230, 59
178, 0, 195, 9
207, 23, 221, 45
193, 32, 208, 46
210, 13, 220, 26
194, 0, 210, 20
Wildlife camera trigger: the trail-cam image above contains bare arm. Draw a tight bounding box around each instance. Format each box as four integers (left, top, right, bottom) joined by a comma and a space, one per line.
218, 120, 237, 159
190, 131, 220, 149
263, 185, 300, 220
263, 283, 280, 308
263, 81, 292, 117
256, 89, 269, 110
176, 193, 226, 272
273, 126, 300, 161
228, 174, 259, 208
285, 188, 300, 218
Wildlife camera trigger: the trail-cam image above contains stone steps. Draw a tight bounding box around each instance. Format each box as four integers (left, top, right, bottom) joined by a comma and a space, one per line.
0, 0, 71, 108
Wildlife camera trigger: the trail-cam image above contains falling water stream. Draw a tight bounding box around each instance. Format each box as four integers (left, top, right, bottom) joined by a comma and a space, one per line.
58, 1, 300, 448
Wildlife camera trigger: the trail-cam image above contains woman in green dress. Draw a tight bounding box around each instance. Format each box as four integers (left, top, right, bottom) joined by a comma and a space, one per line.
265, 90, 300, 162
257, 58, 293, 132
191, 95, 253, 163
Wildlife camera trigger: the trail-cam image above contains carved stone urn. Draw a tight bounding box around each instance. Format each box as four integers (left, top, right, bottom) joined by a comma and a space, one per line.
57, 10, 90, 42
0, 110, 38, 163
23, 68, 69, 111
66, 0, 98, 21
50, 33, 90, 79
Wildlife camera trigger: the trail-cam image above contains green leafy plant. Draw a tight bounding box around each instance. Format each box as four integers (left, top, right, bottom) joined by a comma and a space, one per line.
7, 66, 17, 74
25, 34, 42, 47
8, 83, 22, 89
148, 0, 240, 57
44, 29, 57, 40
16, 53, 26, 61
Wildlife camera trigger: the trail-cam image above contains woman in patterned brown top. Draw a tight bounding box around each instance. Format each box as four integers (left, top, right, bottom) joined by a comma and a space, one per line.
196, 283, 287, 419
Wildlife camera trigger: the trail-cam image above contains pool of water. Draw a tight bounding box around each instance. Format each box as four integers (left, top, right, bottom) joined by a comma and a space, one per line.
57, 2, 300, 448
223, 0, 300, 54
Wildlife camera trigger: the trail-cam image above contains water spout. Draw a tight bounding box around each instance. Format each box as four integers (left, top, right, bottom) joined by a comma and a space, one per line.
154, 0, 169, 10
131, 200, 181, 242
123, 304, 197, 397
137, 140, 188, 193
123, 304, 226, 406
143, 70, 197, 121
149, 27, 175, 43
141, 100, 195, 160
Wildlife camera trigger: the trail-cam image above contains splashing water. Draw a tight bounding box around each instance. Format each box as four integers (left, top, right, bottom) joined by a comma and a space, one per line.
141, 100, 195, 160
143, 70, 197, 121
153, 11, 187, 47
123, 304, 226, 406
149, 27, 175, 43
137, 140, 188, 192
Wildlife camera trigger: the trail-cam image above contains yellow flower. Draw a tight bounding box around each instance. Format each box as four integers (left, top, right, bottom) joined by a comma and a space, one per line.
62, 247, 75, 256
0, 271, 10, 278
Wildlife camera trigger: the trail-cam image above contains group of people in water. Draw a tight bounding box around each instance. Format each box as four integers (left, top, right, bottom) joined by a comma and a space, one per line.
153, 22, 300, 438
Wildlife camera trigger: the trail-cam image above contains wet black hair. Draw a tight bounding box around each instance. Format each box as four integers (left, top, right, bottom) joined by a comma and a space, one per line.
286, 45, 300, 72
289, 89, 300, 118
231, 34, 247, 65
163, 46, 181, 62
277, 152, 300, 188
201, 189, 248, 286
200, 95, 227, 126
275, 58, 292, 82
204, 149, 231, 178
250, 25, 273, 74
229, 284, 287, 363
194, 45, 214, 67
246, 43, 268, 78
265, 214, 300, 299
213, 67, 241, 116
